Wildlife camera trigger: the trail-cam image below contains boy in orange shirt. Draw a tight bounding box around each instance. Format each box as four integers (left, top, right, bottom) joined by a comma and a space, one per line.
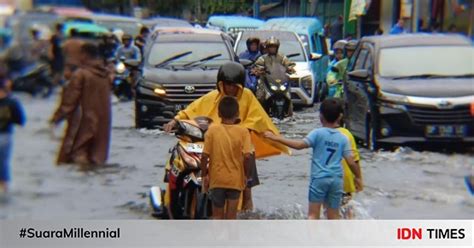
200, 96, 252, 219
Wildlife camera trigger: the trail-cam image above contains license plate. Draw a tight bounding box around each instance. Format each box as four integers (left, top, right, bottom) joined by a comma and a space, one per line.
185, 143, 203, 153
425, 125, 467, 138
174, 104, 187, 112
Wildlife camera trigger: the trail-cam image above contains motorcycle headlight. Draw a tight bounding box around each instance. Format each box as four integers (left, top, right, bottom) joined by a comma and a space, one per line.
280, 85, 287, 91
181, 122, 203, 140
271, 85, 278, 91
116, 62, 126, 74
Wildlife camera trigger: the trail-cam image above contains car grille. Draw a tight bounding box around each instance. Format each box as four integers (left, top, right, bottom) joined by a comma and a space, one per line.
407, 104, 473, 125
163, 84, 216, 103
289, 78, 299, 87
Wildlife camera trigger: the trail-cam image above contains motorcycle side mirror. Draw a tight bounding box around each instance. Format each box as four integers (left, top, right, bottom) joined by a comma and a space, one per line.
309, 53, 322, 61
239, 59, 253, 67
348, 69, 370, 80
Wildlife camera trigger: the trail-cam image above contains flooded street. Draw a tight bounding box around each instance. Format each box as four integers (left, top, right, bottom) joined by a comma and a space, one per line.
1, 93, 473, 219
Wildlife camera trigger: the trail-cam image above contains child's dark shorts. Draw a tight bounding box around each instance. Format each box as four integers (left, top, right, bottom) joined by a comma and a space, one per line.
209, 188, 241, 208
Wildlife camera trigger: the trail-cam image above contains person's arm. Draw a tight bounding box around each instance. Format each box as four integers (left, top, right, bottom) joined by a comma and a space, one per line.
282, 56, 296, 73
134, 46, 142, 62
242, 130, 253, 180
343, 153, 363, 191
201, 130, 213, 192
50, 71, 83, 124
264, 131, 309, 150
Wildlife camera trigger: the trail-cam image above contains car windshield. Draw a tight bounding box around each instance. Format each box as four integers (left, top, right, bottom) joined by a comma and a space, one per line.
379, 46, 474, 78
236, 31, 307, 61
147, 41, 231, 67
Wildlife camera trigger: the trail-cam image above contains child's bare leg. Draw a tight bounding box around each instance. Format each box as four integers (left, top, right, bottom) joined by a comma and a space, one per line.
212, 205, 225, 219
327, 208, 340, 219
225, 198, 239, 219
242, 188, 253, 211
308, 203, 322, 219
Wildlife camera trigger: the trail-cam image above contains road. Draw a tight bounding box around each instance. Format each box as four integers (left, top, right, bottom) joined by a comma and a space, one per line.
1, 93, 473, 219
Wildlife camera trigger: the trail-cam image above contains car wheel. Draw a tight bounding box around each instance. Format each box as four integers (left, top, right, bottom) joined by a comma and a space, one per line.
135, 102, 150, 129
365, 116, 379, 151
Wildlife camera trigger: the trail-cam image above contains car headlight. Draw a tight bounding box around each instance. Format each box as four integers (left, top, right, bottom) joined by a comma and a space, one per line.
153, 88, 166, 96
271, 85, 278, 91
279, 85, 287, 91
139, 81, 166, 96
116, 62, 126, 74
379, 91, 409, 104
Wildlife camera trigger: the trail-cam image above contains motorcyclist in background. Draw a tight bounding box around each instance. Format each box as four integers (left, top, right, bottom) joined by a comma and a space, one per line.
254, 37, 295, 116
255, 37, 295, 74
115, 34, 142, 64
328, 40, 347, 69
326, 40, 357, 98
115, 34, 142, 93
134, 26, 150, 59
239, 37, 261, 93
239, 37, 261, 61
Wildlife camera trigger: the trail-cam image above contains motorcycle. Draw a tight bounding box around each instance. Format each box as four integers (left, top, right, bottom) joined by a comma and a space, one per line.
11, 62, 53, 98
149, 117, 213, 219
256, 63, 292, 120
112, 57, 140, 101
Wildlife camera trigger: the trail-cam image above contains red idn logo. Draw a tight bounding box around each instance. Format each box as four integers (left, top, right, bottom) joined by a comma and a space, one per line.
397, 228, 423, 240
470, 101, 474, 116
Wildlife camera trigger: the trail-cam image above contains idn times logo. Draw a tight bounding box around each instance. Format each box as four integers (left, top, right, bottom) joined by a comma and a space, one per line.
397, 228, 466, 240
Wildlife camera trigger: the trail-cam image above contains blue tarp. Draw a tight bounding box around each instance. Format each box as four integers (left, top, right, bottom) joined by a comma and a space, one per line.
33, 0, 83, 7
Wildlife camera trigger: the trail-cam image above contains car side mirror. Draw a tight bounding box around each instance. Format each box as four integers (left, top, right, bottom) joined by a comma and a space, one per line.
309, 53, 322, 61
348, 69, 370, 80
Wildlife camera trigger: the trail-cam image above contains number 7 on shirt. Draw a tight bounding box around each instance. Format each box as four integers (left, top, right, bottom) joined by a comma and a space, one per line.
325, 148, 336, 165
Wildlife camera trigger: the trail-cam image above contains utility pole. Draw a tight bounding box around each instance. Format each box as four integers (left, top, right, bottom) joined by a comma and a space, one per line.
196, 0, 202, 22
411, 0, 419, 33
253, 0, 260, 19
300, 0, 308, 16
469, 2, 474, 37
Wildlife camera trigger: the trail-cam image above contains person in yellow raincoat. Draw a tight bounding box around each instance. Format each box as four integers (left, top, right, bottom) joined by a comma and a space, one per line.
164, 62, 290, 211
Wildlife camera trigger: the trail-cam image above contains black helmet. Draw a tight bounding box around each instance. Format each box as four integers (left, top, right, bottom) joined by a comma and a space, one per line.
217, 62, 245, 88
246, 37, 260, 50
265, 36, 280, 48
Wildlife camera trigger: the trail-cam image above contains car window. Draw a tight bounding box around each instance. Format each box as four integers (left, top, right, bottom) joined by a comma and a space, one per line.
311, 34, 318, 53
354, 49, 368, 70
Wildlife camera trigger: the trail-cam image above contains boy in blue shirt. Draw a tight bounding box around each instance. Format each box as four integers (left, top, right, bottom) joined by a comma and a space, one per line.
265, 99, 362, 219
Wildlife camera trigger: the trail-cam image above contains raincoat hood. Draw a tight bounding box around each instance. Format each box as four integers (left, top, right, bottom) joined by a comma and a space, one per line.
176, 82, 290, 158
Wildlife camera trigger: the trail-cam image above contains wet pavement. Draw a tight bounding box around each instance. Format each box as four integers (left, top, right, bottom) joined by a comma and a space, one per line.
1, 93, 473, 219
